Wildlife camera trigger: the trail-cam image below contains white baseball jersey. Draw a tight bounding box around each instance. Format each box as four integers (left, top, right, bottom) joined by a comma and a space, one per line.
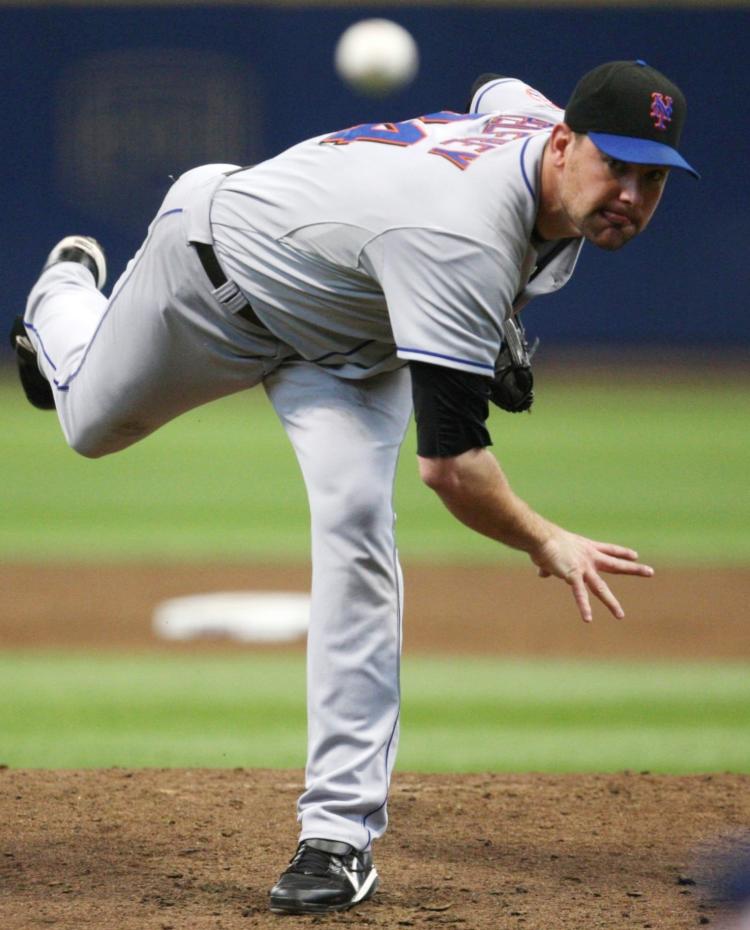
208, 78, 583, 379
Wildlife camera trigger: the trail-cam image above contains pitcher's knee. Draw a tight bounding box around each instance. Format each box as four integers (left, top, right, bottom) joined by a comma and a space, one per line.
314, 483, 393, 540
64, 415, 147, 459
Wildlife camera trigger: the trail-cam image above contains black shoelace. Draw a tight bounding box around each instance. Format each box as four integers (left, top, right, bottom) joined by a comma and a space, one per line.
286, 845, 344, 877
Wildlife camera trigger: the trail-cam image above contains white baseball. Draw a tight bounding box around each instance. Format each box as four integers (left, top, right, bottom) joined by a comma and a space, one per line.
334, 19, 419, 97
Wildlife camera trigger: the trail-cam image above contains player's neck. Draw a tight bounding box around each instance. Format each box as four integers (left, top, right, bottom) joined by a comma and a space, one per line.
535, 142, 579, 242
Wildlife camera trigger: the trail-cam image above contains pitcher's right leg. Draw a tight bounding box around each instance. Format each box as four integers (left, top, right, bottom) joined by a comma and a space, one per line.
11, 236, 108, 410
20, 218, 286, 457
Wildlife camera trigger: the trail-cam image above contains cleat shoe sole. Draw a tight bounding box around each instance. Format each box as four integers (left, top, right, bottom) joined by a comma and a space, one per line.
44, 235, 107, 289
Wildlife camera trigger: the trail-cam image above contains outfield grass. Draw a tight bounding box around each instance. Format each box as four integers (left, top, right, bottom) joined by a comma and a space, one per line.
4, 368, 748, 776
3, 371, 750, 564
2, 652, 749, 773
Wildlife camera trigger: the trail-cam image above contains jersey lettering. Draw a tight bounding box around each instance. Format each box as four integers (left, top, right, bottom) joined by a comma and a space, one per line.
483, 113, 554, 141
321, 111, 475, 147
431, 115, 556, 170
418, 111, 476, 124
428, 148, 482, 170
320, 111, 554, 170
322, 121, 427, 147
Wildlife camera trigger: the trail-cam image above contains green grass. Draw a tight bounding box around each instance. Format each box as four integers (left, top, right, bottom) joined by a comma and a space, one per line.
4, 367, 747, 777
2, 652, 749, 773
2, 370, 749, 563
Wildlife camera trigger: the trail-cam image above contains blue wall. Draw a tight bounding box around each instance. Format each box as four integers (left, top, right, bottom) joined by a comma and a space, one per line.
1, 5, 747, 347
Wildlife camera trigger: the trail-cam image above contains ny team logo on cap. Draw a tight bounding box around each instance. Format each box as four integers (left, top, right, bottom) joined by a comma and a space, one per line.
650, 93, 674, 131
564, 59, 699, 177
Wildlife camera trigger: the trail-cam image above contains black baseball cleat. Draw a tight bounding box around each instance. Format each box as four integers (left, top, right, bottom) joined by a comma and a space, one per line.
9, 316, 55, 410
269, 838, 379, 915
9, 236, 108, 410
43, 235, 107, 290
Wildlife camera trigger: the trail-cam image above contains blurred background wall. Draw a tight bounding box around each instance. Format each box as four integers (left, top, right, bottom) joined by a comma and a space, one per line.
0, 1, 746, 347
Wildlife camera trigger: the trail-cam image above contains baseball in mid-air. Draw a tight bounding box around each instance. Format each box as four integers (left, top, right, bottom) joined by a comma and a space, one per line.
334, 19, 419, 97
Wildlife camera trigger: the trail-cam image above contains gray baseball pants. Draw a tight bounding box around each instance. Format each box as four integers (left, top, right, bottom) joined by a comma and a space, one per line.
24, 166, 412, 850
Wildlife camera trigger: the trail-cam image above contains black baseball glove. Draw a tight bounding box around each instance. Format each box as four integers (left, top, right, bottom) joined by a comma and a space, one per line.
489, 316, 538, 413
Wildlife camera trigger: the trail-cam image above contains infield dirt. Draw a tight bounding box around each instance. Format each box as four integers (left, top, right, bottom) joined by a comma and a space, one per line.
2, 561, 749, 929
3, 562, 749, 659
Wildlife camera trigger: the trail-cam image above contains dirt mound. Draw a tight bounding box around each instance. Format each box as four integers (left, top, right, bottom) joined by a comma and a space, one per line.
2, 768, 747, 930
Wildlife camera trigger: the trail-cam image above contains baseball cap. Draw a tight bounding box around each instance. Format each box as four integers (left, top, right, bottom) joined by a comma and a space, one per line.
565, 59, 699, 178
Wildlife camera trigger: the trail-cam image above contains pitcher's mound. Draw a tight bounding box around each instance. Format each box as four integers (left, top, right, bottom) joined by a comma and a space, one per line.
1, 767, 747, 929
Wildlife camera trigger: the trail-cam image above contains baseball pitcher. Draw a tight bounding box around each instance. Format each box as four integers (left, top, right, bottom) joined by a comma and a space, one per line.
10, 60, 697, 915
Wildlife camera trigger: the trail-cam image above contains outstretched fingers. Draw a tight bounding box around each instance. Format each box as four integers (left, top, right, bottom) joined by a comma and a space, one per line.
566, 567, 625, 622
595, 552, 654, 577
533, 533, 654, 621
567, 571, 593, 623
585, 569, 625, 620
590, 541, 654, 572
587, 539, 654, 577
591, 541, 640, 558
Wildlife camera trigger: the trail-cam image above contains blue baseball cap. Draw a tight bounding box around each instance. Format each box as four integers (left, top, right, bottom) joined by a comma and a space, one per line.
565, 60, 699, 179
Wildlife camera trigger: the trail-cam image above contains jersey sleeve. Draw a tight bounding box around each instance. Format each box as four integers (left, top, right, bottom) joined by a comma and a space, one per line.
470, 76, 559, 117
362, 227, 518, 376
464, 73, 506, 112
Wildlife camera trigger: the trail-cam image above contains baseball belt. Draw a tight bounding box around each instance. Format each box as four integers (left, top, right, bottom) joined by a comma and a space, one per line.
192, 241, 268, 331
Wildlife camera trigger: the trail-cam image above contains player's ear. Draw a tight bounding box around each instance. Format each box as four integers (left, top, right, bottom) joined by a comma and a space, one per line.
547, 123, 575, 168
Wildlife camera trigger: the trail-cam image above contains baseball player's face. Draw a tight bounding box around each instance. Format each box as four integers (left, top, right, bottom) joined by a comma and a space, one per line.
553, 131, 668, 251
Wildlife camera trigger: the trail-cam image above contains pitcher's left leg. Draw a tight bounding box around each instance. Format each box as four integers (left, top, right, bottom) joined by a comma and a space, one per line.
265, 362, 411, 914
265, 363, 412, 850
